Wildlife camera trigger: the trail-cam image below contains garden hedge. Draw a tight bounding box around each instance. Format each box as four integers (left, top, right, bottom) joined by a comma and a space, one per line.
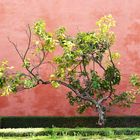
0, 116, 140, 128
1, 128, 140, 137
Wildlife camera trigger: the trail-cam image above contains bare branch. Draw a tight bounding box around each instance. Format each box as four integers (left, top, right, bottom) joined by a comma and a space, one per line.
7, 37, 23, 61
23, 24, 32, 60
31, 51, 48, 73
8, 31, 38, 81
107, 44, 115, 67
82, 55, 90, 81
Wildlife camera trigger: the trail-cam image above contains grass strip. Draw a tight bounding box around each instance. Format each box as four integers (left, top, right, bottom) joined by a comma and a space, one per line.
0, 128, 140, 137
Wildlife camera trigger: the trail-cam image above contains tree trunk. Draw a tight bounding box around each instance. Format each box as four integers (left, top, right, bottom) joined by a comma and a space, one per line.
96, 104, 106, 126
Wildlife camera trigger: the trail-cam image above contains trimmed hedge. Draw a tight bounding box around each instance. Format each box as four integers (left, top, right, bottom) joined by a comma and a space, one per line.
0, 116, 140, 128
0, 128, 140, 137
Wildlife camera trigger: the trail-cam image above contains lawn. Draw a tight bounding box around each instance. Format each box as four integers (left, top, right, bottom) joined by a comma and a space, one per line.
0, 135, 140, 140
0, 128, 140, 140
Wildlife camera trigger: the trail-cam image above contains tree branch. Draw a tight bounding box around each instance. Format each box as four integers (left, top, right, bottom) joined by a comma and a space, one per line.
8, 37, 23, 61
31, 51, 47, 73
91, 54, 106, 71
23, 24, 32, 60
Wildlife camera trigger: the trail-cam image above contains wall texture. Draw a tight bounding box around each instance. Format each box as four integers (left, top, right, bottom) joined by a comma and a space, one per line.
0, 0, 140, 116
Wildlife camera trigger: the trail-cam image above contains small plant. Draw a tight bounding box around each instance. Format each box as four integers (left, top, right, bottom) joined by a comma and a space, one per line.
0, 15, 137, 126
130, 74, 140, 94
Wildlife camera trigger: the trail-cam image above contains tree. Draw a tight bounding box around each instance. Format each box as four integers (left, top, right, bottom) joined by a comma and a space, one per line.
0, 15, 136, 126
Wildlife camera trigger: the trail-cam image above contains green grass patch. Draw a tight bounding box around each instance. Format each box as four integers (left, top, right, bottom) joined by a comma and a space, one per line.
0, 128, 140, 137
0, 135, 140, 140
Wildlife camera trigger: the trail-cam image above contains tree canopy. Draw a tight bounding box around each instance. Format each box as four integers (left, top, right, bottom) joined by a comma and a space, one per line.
0, 15, 138, 126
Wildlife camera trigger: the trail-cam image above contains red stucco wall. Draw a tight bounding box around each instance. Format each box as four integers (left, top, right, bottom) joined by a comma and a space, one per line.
0, 0, 140, 116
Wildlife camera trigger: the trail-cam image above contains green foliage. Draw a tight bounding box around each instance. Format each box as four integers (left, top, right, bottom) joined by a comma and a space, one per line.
110, 91, 135, 107
1, 116, 140, 128
1, 127, 140, 137
104, 66, 121, 85
0, 61, 21, 95
0, 60, 37, 95
130, 74, 140, 87
77, 102, 92, 114
23, 78, 36, 88
52, 15, 135, 123
66, 91, 92, 114
34, 20, 56, 52
91, 71, 102, 90
51, 81, 60, 88
129, 74, 140, 96
34, 20, 46, 35
111, 52, 121, 60
76, 32, 98, 54
23, 58, 30, 68
96, 14, 116, 45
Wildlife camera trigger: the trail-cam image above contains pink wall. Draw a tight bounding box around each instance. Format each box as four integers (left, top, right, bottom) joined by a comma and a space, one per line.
0, 0, 140, 116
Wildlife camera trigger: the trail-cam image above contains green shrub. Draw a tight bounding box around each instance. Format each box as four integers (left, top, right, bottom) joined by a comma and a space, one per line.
1, 116, 140, 128
1, 128, 140, 137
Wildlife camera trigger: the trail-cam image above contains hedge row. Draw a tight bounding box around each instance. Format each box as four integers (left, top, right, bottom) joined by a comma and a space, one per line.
1, 128, 140, 137
0, 116, 140, 128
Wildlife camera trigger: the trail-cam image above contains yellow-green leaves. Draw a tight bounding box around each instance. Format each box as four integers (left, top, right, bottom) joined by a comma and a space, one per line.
0, 60, 8, 73
0, 71, 23, 96
0, 72, 3, 78
111, 52, 121, 60
96, 14, 116, 32
51, 81, 60, 88
0, 60, 31, 96
1, 86, 13, 96
49, 74, 57, 81
130, 74, 140, 87
96, 14, 116, 46
23, 79, 36, 88
56, 27, 75, 52
76, 32, 99, 54
56, 27, 66, 39
34, 20, 46, 36
23, 58, 30, 68
33, 20, 56, 52
49, 74, 60, 88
